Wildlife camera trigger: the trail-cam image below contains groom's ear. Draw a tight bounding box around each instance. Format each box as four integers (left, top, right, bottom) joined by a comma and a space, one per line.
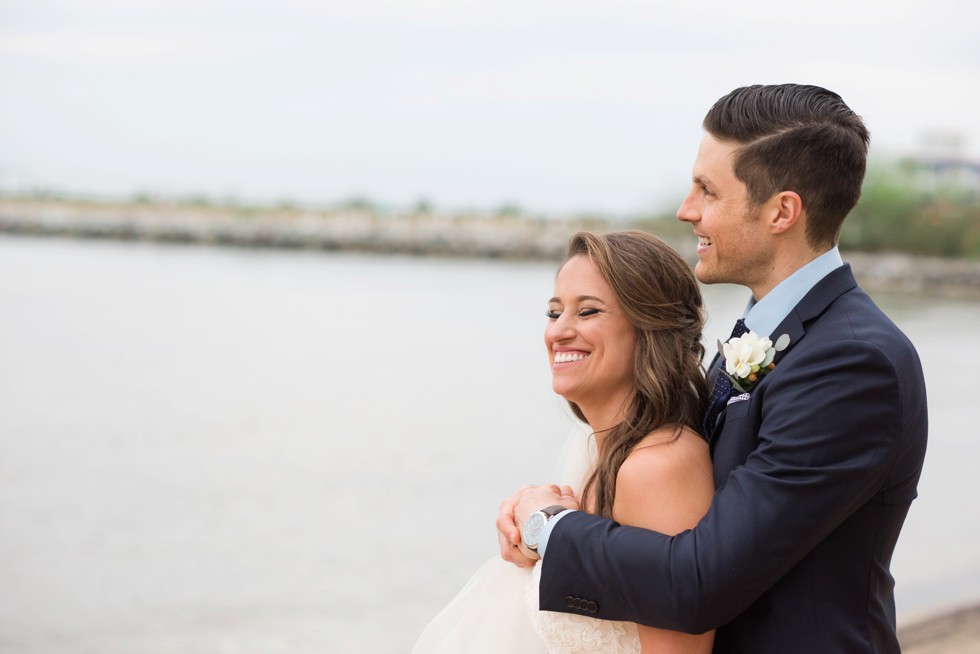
765, 191, 804, 236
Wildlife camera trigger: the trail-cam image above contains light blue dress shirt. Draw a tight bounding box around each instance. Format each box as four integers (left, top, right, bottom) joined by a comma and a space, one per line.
742, 247, 843, 335
534, 248, 845, 557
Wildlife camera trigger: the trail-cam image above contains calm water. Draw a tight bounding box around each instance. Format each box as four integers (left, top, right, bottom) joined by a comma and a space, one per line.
0, 235, 977, 653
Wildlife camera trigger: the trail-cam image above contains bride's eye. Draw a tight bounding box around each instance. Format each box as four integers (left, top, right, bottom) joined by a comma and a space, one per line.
546, 309, 561, 319
578, 308, 600, 317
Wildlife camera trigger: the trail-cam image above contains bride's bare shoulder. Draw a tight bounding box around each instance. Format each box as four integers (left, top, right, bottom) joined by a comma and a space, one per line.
623, 425, 712, 478
612, 426, 714, 535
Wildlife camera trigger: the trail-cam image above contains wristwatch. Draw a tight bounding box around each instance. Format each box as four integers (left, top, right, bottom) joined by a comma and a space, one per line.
522, 505, 567, 552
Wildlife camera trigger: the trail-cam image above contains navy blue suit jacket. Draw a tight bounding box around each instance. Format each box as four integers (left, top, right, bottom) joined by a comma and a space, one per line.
540, 265, 928, 653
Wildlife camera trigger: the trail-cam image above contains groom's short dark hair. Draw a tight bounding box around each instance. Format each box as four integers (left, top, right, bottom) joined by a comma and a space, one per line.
703, 84, 870, 249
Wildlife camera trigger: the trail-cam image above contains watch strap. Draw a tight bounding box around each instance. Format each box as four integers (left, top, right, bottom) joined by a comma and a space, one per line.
541, 505, 567, 518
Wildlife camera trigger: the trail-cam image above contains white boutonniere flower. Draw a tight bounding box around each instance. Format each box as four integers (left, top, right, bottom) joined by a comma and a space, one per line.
718, 331, 790, 393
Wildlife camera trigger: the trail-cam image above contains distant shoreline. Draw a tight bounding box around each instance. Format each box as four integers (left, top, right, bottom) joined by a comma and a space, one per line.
3, 197, 980, 300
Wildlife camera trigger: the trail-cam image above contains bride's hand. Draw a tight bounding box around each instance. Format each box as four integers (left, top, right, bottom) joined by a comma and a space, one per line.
497, 487, 537, 568
496, 484, 578, 568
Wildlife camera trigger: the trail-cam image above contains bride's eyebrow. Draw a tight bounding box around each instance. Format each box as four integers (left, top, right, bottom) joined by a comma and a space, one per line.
549, 295, 605, 304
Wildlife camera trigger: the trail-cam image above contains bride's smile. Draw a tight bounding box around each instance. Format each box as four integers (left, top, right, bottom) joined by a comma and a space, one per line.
552, 350, 589, 365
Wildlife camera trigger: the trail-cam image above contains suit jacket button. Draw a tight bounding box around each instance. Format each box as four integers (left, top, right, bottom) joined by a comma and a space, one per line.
573, 598, 584, 609
565, 596, 575, 608
587, 601, 598, 613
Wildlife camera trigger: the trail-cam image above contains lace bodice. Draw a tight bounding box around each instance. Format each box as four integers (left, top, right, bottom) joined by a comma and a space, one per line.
526, 561, 641, 654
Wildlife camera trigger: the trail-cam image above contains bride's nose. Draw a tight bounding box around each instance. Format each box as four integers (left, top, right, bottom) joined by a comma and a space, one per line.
545, 313, 575, 345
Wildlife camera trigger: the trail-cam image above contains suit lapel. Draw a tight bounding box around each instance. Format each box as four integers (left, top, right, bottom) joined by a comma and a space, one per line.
706, 264, 859, 449
767, 264, 859, 364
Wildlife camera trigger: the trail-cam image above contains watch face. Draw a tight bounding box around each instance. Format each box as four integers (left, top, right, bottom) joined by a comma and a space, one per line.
523, 512, 547, 549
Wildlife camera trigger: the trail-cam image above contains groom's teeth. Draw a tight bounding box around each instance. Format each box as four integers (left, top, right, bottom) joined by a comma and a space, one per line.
699, 237, 711, 246
554, 352, 588, 364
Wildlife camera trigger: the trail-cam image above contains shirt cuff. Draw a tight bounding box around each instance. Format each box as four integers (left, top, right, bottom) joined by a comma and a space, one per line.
536, 509, 576, 558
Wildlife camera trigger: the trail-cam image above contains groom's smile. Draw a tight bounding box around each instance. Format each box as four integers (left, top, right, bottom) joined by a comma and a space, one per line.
696, 234, 712, 254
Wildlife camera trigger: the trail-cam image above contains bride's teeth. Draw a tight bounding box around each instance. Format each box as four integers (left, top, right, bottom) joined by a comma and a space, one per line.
554, 352, 588, 363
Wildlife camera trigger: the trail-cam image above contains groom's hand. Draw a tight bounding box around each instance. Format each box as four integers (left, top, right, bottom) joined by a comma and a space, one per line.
496, 484, 578, 568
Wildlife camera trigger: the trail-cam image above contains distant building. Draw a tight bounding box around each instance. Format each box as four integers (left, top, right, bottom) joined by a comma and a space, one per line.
910, 131, 980, 196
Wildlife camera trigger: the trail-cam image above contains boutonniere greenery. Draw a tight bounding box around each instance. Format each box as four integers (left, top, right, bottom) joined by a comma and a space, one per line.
718, 331, 790, 393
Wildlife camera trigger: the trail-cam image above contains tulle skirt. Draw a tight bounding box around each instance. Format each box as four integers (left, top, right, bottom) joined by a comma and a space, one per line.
411, 556, 546, 653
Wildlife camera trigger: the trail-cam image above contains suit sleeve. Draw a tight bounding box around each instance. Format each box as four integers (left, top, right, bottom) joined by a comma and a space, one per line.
539, 338, 910, 633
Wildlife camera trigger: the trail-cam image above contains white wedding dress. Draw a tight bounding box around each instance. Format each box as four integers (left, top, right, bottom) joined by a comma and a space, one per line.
412, 427, 641, 654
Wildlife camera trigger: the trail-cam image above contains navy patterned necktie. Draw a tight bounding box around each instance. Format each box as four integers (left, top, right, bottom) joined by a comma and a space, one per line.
703, 318, 749, 439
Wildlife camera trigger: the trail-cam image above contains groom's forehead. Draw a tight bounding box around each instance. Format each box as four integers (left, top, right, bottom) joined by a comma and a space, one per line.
692, 135, 741, 183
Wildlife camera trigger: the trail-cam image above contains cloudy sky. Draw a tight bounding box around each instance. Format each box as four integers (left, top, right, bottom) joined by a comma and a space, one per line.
2, 0, 978, 215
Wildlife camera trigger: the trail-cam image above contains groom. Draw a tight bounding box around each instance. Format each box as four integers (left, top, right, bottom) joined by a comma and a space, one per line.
498, 84, 928, 653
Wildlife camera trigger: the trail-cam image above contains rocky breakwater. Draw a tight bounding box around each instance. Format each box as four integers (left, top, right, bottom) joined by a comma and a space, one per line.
846, 251, 980, 300
0, 198, 600, 260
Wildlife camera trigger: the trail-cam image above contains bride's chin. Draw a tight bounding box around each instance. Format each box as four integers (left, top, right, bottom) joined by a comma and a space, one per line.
555, 388, 584, 407
554, 391, 575, 405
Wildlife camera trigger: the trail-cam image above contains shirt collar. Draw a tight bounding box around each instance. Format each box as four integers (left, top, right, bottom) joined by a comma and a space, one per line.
743, 247, 843, 337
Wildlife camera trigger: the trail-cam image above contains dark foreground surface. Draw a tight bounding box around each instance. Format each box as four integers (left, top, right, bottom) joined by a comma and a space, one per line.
900, 603, 980, 653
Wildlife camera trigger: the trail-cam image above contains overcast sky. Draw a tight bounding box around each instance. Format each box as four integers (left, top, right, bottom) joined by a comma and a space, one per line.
2, 0, 978, 215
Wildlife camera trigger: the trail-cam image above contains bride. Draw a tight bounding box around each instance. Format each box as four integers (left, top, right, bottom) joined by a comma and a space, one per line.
414, 230, 715, 653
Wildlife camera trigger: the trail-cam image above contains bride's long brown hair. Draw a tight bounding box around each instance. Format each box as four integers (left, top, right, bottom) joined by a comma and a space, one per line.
563, 231, 709, 519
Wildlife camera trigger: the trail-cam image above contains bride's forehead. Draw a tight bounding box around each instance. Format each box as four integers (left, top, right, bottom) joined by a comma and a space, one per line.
553, 256, 616, 301
556, 255, 602, 283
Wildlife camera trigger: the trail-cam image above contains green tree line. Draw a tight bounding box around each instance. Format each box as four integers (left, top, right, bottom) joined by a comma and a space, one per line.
840, 159, 980, 258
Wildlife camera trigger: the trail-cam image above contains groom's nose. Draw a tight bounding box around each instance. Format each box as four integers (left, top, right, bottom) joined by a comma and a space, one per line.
677, 190, 700, 224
